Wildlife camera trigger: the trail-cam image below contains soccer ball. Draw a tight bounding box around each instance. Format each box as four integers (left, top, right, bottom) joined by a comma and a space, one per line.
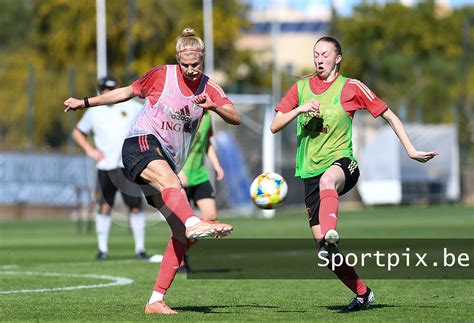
250, 172, 288, 209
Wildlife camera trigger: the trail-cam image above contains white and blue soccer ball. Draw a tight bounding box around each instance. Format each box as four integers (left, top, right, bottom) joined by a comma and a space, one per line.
250, 172, 288, 209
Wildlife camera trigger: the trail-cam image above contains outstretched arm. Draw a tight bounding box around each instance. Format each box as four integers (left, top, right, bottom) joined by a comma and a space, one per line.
64, 85, 136, 112
192, 94, 240, 125
381, 108, 438, 163
270, 100, 320, 133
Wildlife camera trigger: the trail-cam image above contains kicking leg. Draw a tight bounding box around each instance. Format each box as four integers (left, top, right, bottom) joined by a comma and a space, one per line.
312, 225, 371, 311
141, 160, 232, 240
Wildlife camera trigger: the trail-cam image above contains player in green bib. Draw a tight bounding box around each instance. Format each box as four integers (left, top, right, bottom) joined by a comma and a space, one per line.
179, 110, 224, 222
271, 36, 438, 312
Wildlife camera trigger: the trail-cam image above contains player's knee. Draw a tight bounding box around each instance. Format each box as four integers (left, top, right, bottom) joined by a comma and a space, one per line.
129, 207, 142, 214
319, 175, 336, 190
148, 176, 181, 191
99, 204, 112, 214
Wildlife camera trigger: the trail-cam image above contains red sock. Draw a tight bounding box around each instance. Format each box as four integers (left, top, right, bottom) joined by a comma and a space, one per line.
329, 260, 367, 296
154, 237, 188, 294
161, 187, 195, 224
319, 189, 339, 236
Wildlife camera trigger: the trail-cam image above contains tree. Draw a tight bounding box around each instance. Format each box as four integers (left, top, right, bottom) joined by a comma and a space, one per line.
335, 1, 474, 164
0, 0, 254, 149
338, 3, 456, 118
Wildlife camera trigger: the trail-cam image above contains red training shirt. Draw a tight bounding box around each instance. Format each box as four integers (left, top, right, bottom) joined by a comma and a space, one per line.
132, 65, 231, 107
276, 73, 388, 118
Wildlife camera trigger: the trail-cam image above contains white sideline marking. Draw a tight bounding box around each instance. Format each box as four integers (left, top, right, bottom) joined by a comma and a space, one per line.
0, 258, 161, 272
0, 271, 134, 295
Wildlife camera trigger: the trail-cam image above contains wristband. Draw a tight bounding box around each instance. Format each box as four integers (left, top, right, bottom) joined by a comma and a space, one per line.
83, 97, 91, 108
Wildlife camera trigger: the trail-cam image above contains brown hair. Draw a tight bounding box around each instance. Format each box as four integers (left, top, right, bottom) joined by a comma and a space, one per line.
175, 28, 205, 60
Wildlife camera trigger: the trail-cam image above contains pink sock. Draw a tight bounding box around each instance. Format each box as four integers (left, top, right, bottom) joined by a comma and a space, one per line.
330, 259, 367, 296
161, 187, 195, 224
154, 237, 188, 294
319, 189, 339, 236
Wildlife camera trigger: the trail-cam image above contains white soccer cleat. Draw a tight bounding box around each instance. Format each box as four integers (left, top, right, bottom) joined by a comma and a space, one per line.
185, 221, 233, 240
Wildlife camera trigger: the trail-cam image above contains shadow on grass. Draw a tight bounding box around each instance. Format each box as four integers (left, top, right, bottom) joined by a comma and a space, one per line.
174, 304, 282, 314
324, 304, 397, 312
186, 268, 241, 274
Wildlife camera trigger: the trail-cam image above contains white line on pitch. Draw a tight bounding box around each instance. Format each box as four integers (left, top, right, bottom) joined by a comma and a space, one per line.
0, 271, 134, 295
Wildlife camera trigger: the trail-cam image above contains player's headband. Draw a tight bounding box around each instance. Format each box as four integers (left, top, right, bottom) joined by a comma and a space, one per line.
176, 49, 204, 54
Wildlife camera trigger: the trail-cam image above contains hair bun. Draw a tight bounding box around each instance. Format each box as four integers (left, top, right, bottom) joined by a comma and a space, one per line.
181, 28, 196, 37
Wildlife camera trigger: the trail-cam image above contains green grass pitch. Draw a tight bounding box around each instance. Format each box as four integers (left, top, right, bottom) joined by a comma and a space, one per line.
1, 204, 473, 321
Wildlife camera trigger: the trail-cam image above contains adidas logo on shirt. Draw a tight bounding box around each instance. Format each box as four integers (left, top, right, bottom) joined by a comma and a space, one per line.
170, 105, 192, 122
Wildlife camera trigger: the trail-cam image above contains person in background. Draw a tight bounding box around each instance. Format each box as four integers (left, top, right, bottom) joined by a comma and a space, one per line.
179, 110, 224, 223
270, 36, 438, 312
72, 75, 149, 261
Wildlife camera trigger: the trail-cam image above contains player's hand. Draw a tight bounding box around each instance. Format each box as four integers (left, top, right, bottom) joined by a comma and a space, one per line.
408, 150, 439, 163
87, 148, 105, 161
299, 100, 321, 115
64, 97, 85, 112
214, 165, 224, 181
192, 93, 216, 110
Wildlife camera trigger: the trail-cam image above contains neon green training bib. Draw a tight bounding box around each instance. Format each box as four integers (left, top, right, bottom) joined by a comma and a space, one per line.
295, 75, 355, 178
182, 111, 212, 186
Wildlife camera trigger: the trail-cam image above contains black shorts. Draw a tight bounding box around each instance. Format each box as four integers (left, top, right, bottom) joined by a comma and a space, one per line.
303, 157, 360, 227
122, 134, 177, 209
97, 168, 143, 209
122, 134, 172, 183
185, 181, 215, 206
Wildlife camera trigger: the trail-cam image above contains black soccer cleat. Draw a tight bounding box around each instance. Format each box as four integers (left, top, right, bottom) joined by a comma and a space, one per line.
340, 288, 374, 313
136, 251, 150, 261
95, 250, 108, 260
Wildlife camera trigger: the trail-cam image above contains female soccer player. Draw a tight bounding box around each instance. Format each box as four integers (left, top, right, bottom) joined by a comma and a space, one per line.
270, 36, 438, 312
64, 28, 240, 315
